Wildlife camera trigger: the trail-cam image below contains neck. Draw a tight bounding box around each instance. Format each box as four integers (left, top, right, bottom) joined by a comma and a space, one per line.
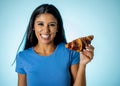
34, 43, 56, 56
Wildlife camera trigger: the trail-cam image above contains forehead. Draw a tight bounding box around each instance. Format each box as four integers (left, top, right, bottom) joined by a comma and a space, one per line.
35, 13, 57, 22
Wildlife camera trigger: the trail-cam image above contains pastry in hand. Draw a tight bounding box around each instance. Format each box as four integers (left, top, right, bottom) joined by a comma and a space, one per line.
65, 35, 94, 52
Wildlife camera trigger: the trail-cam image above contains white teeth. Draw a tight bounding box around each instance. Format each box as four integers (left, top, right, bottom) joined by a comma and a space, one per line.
41, 34, 49, 39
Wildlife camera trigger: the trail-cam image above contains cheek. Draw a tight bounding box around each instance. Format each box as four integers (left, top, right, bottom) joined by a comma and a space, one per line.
34, 25, 42, 34
34, 29, 40, 38
51, 32, 57, 39
51, 27, 58, 33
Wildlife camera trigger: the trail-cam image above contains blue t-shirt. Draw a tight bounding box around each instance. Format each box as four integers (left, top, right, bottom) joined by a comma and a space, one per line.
16, 43, 80, 86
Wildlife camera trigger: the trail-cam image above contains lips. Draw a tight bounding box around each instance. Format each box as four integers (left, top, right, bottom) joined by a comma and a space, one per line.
40, 34, 50, 39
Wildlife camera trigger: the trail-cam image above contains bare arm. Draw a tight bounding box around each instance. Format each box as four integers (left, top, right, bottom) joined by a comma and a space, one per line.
18, 74, 27, 86
71, 44, 94, 86
70, 64, 86, 86
70, 64, 79, 82
73, 64, 86, 86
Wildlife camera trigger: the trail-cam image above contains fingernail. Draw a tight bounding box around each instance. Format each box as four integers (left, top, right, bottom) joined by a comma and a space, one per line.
88, 44, 91, 46
83, 49, 86, 51
86, 49, 89, 51
85, 46, 88, 49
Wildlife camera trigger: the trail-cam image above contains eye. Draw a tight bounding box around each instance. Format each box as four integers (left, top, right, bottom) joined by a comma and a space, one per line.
49, 23, 57, 27
38, 22, 44, 26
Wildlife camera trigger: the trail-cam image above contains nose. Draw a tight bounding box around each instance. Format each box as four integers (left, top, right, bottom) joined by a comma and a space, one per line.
43, 25, 50, 33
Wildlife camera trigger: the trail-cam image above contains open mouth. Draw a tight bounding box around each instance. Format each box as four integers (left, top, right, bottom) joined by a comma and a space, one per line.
40, 34, 50, 39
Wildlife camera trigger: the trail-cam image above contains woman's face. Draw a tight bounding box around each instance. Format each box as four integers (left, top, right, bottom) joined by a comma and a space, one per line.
34, 13, 58, 44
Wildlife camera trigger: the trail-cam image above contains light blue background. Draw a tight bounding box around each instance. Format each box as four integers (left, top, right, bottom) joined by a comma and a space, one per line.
0, 0, 120, 86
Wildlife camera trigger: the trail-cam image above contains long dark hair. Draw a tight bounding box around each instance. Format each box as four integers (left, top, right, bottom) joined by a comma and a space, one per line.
12, 4, 67, 65
24, 4, 67, 50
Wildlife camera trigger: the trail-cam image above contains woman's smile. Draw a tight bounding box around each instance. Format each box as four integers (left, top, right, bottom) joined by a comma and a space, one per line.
40, 34, 50, 40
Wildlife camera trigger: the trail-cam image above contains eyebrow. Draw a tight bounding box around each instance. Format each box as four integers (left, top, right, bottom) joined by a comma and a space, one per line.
36, 21, 57, 24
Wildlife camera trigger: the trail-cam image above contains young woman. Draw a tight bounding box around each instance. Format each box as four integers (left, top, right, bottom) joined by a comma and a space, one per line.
15, 4, 94, 86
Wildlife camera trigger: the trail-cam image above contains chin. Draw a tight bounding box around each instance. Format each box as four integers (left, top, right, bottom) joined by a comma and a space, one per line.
40, 40, 54, 45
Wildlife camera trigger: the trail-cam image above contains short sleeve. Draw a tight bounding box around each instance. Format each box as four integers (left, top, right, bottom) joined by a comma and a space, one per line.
15, 53, 26, 74
69, 50, 80, 66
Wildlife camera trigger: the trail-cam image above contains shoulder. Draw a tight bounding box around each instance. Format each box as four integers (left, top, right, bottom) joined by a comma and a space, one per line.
58, 42, 80, 65
57, 42, 79, 55
16, 47, 33, 59
57, 42, 69, 52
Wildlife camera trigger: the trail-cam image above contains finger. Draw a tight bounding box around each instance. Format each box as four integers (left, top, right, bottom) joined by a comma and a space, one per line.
85, 45, 94, 52
81, 51, 91, 60
88, 44, 95, 50
82, 49, 94, 59
86, 48, 93, 52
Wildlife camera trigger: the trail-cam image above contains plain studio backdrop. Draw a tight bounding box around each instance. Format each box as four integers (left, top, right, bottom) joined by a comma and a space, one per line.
0, 0, 120, 86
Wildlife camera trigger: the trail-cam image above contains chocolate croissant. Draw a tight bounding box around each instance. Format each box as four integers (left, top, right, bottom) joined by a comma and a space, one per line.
65, 35, 94, 52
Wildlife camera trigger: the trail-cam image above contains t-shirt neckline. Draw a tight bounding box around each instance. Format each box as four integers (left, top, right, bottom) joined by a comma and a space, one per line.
31, 44, 60, 58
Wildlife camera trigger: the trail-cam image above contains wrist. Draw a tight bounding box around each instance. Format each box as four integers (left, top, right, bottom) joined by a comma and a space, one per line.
79, 63, 86, 69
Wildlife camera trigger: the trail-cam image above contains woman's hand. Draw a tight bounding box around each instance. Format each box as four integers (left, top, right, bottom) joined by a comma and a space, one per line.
73, 44, 94, 86
80, 44, 94, 65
